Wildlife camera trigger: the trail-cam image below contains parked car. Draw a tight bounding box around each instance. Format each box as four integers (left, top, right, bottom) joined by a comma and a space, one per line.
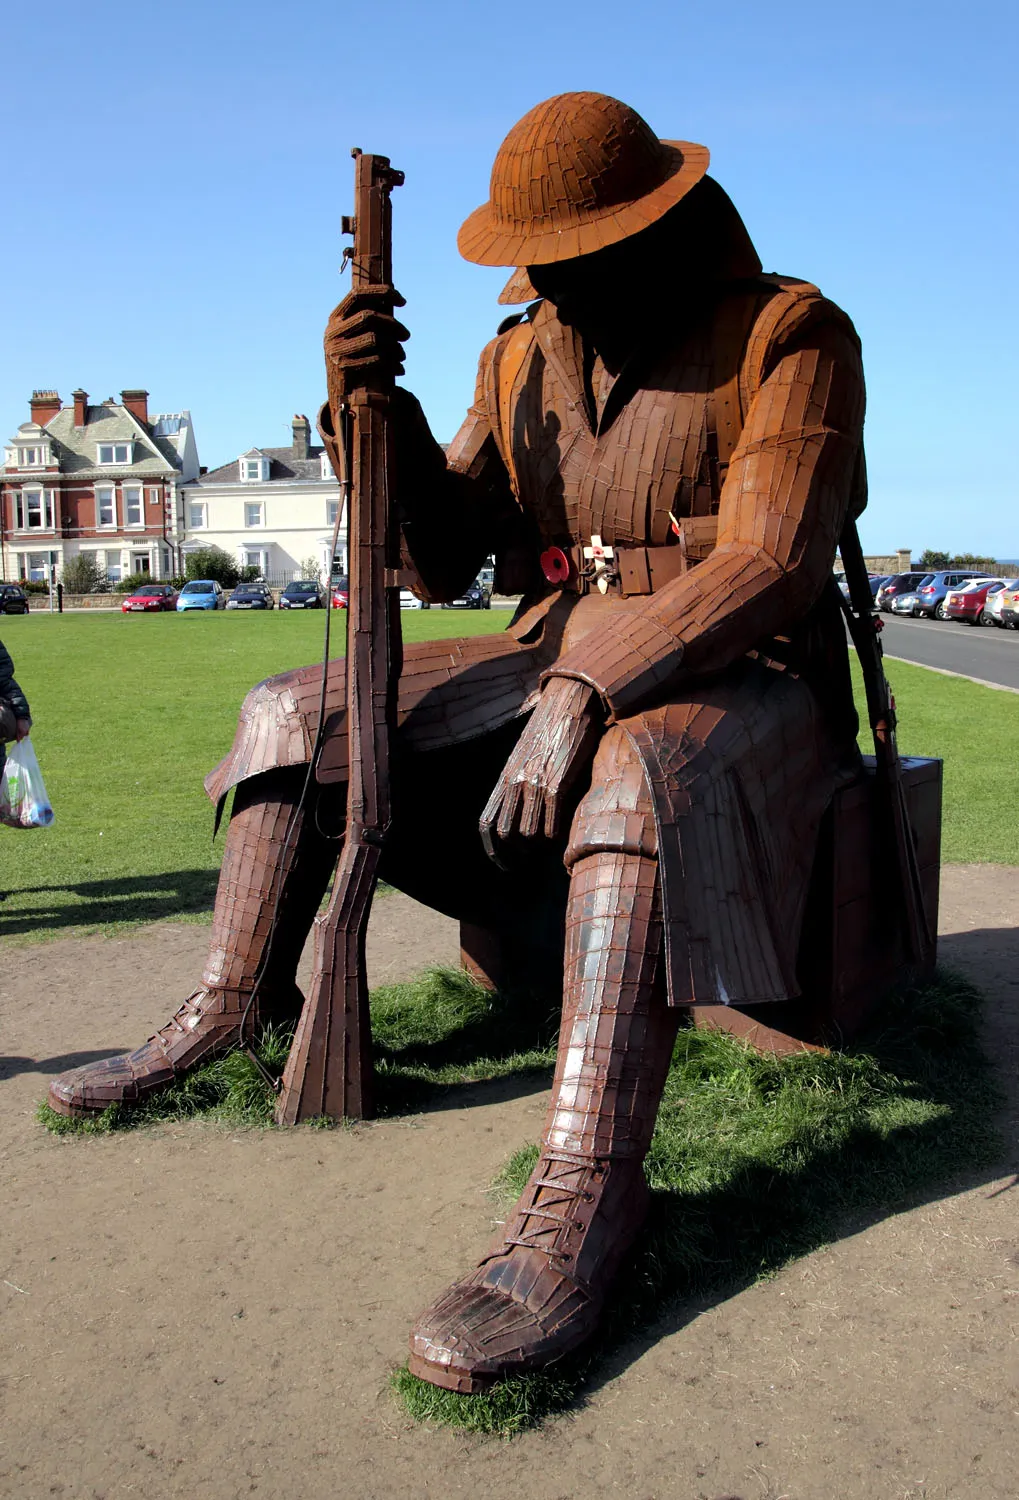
121, 583, 178, 613
869, 573, 893, 598
913, 570, 991, 620
998, 584, 1019, 629
331, 576, 349, 609
226, 583, 275, 610
399, 588, 430, 610
984, 579, 1019, 627
875, 573, 931, 611
943, 578, 1004, 625
441, 575, 493, 610
176, 579, 226, 612
0, 584, 30, 614
280, 580, 325, 609
889, 591, 921, 616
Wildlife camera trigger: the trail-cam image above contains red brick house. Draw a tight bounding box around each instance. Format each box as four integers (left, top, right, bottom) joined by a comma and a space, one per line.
1, 388, 200, 584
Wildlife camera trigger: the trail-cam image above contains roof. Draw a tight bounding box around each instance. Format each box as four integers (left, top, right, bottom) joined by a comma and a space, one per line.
39, 402, 181, 477
191, 444, 333, 487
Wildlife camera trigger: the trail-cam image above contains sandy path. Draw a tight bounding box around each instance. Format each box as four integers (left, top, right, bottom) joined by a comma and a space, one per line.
2, 872, 1017, 1500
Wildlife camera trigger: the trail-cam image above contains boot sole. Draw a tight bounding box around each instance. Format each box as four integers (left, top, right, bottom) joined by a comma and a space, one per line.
406, 1352, 499, 1394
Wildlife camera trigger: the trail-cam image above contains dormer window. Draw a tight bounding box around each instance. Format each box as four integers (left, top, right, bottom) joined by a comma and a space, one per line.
19, 446, 46, 467
320, 453, 332, 480
97, 442, 132, 466
239, 453, 269, 482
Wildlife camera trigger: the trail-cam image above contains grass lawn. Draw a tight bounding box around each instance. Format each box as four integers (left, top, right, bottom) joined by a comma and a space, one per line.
0, 610, 1014, 942
0, 607, 506, 940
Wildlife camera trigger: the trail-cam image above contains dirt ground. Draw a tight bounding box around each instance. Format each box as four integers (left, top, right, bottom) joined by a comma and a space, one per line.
2, 869, 1017, 1500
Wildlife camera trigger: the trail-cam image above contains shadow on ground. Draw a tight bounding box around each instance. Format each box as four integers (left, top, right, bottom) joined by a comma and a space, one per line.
1, 1049, 126, 1081
0, 869, 219, 937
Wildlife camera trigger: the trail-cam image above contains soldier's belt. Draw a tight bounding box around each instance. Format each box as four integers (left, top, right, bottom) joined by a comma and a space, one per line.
546, 517, 718, 598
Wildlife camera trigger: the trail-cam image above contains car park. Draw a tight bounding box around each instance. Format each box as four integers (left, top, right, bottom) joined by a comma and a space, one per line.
280, 580, 325, 609
942, 578, 1004, 625
0, 584, 30, 614
121, 583, 178, 613
875, 573, 931, 611
441, 575, 492, 609
176, 579, 226, 612
913, 570, 991, 620
226, 583, 275, 610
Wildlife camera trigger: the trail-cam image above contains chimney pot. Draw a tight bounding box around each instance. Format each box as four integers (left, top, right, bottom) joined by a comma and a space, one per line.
72, 388, 89, 427
121, 388, 149, 425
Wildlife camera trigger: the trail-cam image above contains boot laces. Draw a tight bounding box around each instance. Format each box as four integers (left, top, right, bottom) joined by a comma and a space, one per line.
503, 1156, 601, 1261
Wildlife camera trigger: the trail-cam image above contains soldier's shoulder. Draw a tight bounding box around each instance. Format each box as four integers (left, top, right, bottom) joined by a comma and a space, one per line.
743, 274, 861, 387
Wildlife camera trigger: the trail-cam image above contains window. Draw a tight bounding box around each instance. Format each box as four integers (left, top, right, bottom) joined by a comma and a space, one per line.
96, 485, 116, 527
97, 442, 131, 465
244, 502, 264, 528
243, 460, 260, 481
19, 446, 43, 467
188, 501, 207, 530
132, 553, 151, 574
321, 454, 332, 480
20, 551, 52, 581
16, 489, 54, 530
147, 487, 161, 510
326, 498, 339, 526
124, 486, 143, 526
244, 549, 268, 572
107, 561, 123, 583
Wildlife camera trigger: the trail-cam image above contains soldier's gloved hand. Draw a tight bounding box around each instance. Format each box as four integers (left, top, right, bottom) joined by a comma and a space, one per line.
480, 677, 601, 858
324, 284, 409, 397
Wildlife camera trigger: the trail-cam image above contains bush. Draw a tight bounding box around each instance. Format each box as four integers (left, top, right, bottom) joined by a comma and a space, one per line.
114, 572, 154, 594
20, 580, 51, 595
60, 554, 106, 594
184, 546, 239, 588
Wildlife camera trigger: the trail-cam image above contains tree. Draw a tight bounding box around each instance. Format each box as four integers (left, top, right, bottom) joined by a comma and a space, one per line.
184, 546, 239, 588
61, 553, 106, 593
949, 552, 999, 571
299, 557, 322, 581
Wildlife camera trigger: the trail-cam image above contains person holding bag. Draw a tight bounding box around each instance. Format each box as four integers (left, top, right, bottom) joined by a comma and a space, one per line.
0, 636, 32, 765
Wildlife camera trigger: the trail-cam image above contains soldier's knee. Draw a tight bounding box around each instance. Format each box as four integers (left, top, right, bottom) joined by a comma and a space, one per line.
565, 727, 658, 868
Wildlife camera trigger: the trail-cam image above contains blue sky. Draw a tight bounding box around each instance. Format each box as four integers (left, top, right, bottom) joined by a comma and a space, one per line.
3, 0, 1016, 556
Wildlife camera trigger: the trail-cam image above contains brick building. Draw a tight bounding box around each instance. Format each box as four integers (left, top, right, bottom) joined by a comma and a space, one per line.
1, 388, 200, 584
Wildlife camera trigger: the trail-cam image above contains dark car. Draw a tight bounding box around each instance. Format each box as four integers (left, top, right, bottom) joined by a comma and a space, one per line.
226, 584, 275, 611
875, 573, 931, 611
442, 576, 493, 610
0, 585, 29, 614
280, 580, 325, 610
121, 583, 178, 613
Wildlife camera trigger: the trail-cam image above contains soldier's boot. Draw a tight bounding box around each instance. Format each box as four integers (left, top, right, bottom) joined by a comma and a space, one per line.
48, 771, 338, 1118
408, 849, 679, 1391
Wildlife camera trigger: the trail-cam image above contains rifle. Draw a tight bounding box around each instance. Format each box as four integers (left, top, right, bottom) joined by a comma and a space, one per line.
276, 149, 404, 1123
838, 514, 932, 967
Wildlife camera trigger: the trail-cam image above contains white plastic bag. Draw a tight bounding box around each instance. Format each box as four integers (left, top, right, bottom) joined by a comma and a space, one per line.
0, 737, 54, 828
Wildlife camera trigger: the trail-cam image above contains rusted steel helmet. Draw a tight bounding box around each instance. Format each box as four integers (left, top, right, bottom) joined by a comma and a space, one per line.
459, 92, 709, 269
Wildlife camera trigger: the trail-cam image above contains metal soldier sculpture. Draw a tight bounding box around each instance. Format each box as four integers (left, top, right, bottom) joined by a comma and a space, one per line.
52, 93, 890, 1389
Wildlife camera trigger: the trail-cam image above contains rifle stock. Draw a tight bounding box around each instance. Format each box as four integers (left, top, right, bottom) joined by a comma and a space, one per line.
276, 150, 404, 1124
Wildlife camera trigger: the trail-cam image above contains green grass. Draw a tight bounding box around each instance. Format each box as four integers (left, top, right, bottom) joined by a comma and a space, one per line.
0, 608, 508, 942
36, 963, 1004, 1437
859, 655, 1019, 861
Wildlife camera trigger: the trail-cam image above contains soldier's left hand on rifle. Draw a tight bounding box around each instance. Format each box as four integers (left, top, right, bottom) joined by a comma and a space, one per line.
324, 284, 410, 402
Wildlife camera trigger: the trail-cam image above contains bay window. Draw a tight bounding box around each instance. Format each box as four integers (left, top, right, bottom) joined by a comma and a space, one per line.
16, 488, 54, 530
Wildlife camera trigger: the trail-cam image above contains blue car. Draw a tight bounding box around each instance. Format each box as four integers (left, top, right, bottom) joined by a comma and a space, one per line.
912, 570, 991, 620
176, 579, 226, 612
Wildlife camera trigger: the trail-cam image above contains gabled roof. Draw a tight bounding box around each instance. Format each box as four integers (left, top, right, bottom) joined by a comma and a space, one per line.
42, 402, 180, 477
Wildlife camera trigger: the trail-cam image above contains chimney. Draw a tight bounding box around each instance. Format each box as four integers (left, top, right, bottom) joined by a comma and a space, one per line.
72, 388, 88, 427
121, 388, 149, 425
292, 413, 310, 461
30, 390, 61, 426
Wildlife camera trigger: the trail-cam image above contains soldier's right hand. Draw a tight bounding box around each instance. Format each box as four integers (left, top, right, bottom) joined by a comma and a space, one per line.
324, 285, 409, 393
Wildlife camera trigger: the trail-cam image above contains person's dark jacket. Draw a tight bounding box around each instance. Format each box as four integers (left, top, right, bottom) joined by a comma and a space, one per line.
0, 638, 31, 723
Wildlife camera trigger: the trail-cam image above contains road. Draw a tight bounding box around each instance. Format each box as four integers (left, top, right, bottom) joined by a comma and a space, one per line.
876, 614, 1019, 692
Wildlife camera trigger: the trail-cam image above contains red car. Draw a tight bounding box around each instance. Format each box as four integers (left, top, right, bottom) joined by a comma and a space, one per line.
121, 583, 179, 613
942, 578, 1004, 625
331, 575, 349, 609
